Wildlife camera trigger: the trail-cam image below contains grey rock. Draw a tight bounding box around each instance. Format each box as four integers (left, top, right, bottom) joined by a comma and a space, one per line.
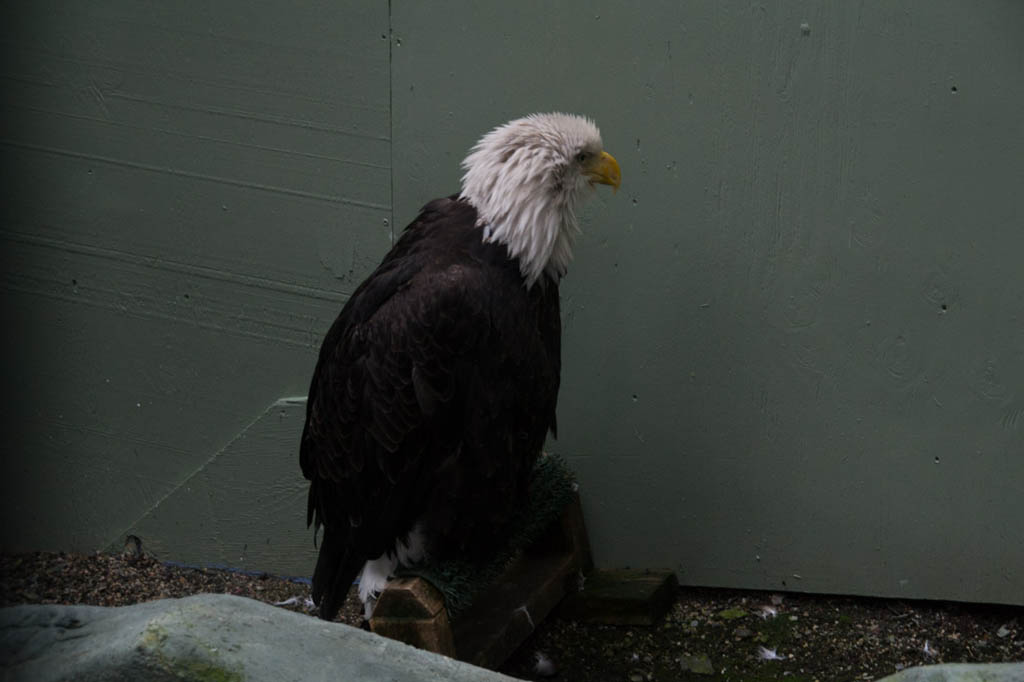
0, 593, 519, 682
679, 653, 714, 675
876, 663, 1024, 682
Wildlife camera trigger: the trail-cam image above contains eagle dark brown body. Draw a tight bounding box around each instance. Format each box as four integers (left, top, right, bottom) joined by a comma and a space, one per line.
300, 197, 561, 621
301, 112, 619, 622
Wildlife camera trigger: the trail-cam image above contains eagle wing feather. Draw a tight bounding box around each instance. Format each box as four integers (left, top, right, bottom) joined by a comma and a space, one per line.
300, 199, 560, 621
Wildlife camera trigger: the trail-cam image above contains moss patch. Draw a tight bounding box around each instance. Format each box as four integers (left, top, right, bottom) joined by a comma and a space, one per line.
141, 621, 244, 682
718, 607, 747, 620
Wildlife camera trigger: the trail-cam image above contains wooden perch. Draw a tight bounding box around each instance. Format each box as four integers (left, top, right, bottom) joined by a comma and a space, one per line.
370, 493, 592, 669
557, 567, 679, 626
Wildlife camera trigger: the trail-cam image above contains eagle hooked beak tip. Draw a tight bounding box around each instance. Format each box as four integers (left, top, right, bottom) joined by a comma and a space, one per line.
587, 151, 622, 193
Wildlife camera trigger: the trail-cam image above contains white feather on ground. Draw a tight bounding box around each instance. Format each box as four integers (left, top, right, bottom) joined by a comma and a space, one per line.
758, 646, 786, 661
533, 651, 557, 677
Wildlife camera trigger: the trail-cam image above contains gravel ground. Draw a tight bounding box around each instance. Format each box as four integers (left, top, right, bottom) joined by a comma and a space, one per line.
1, 550, 1021, 681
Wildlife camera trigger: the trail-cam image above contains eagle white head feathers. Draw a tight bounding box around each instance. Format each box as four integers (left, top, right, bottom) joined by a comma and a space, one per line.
460, 113, 621, 287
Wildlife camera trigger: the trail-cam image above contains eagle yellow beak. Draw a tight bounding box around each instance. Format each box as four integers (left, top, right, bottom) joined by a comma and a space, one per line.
586, 151, 622, 192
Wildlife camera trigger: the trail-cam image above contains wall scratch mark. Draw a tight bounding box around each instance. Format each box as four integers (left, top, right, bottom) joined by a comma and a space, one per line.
3, 230, 351, 303
107, 91, 391, 141
103, 401, 280, 549
5, 101, 391, 168
4, 42, 389, 118
0, 140, 390, 210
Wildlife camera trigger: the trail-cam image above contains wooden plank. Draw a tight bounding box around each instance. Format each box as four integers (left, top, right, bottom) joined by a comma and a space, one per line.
454, 495, 592, 668
453, 551, 573, 668
558, 568, 679, 626
369, 495, 592, 669
371, 578, 457, 657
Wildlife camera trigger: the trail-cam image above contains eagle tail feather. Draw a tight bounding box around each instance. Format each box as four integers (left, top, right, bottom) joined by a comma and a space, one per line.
312, 529, 362, 622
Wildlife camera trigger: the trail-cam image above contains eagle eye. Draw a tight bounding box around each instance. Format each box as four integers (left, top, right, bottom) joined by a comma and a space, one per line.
575, 151, 589, 163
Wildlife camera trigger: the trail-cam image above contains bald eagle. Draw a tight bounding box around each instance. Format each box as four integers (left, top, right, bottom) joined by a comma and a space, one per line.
300, 113, 621, 621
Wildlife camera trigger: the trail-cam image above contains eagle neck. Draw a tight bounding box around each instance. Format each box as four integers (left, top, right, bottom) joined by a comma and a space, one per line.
463, 195, 579, 289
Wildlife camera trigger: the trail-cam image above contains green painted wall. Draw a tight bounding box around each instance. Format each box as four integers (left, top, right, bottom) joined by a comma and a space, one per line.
391, 1, 1024, 605
0, 2, 391, 570
3, 1, 1022, 605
